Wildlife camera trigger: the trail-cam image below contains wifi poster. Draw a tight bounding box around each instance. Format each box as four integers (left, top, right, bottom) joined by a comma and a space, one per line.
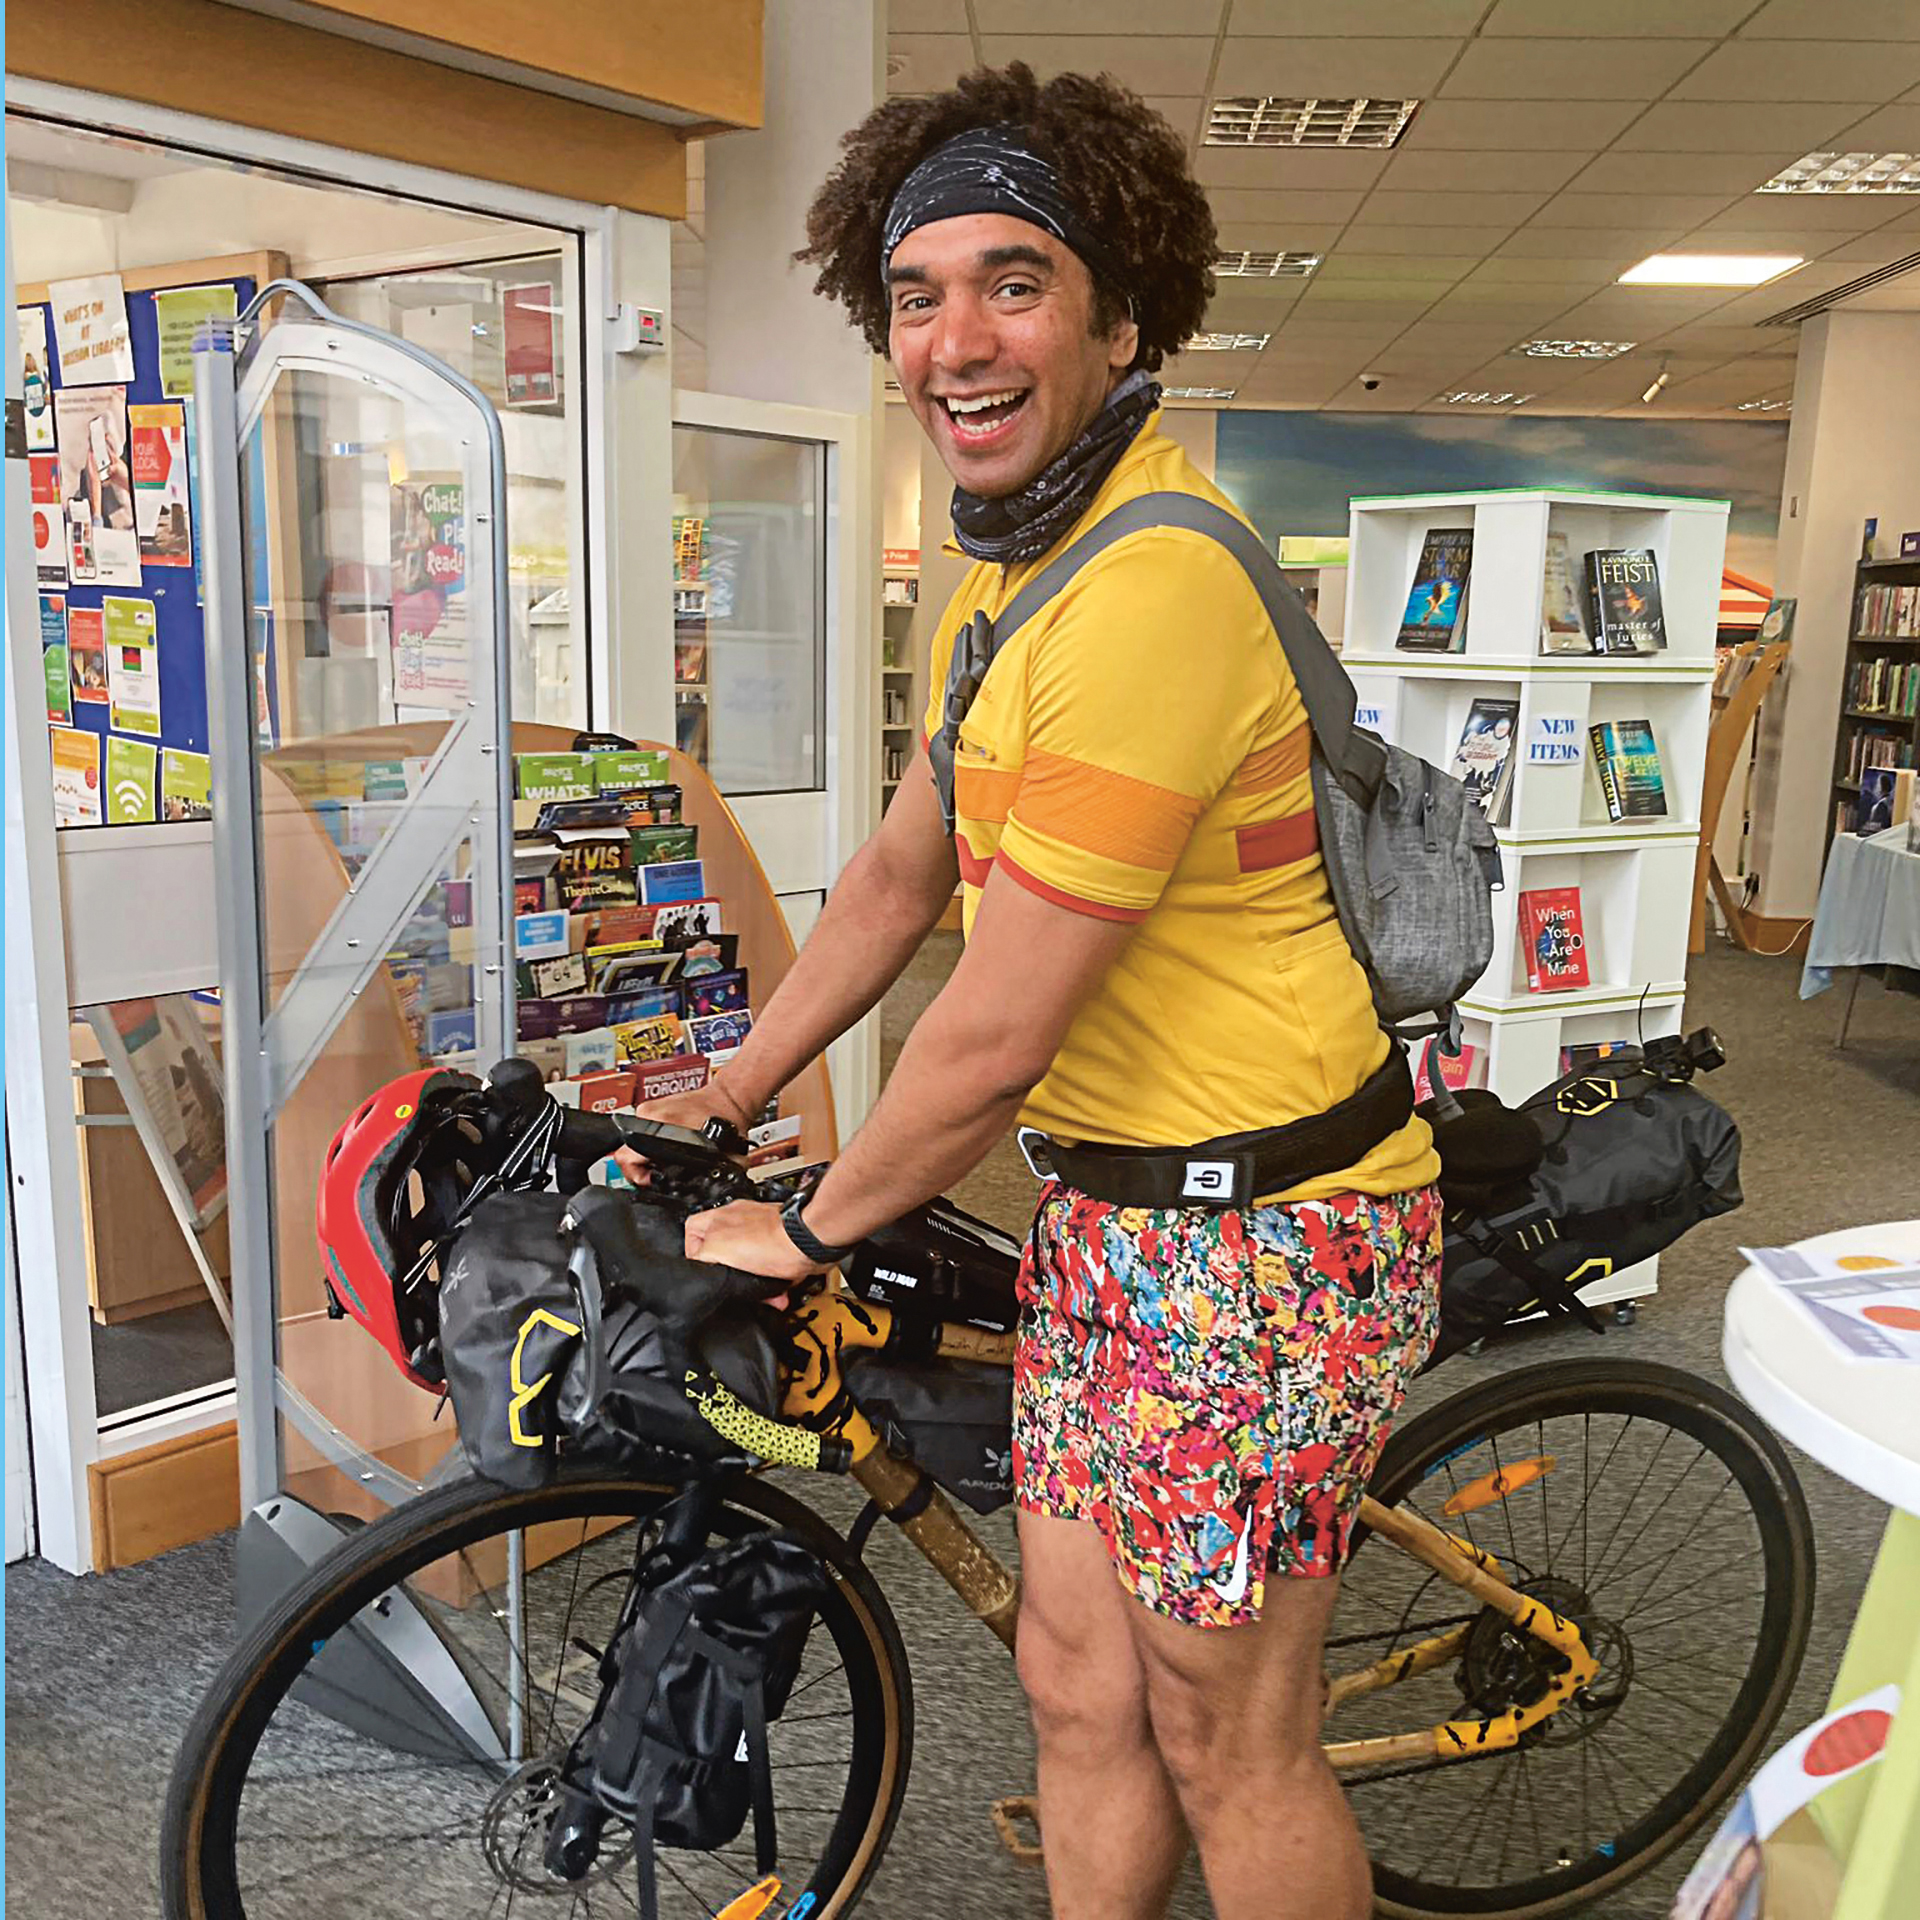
106, 737, 157, 825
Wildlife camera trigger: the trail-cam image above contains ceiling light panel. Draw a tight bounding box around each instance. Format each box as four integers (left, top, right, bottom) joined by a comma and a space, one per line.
1216, 250, 1322, 278
1512, 339, 1637, 359
1439, 391, 1535, 406
1184, 331, 1273, 352
1164, 386, 1237, 400
1618, 253, 1803, 286
1759, 152, 1920, 195
1205, 97, 1420, 151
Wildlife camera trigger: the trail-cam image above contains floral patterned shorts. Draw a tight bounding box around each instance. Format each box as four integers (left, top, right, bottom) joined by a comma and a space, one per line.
1013, 1182, 1443, 1629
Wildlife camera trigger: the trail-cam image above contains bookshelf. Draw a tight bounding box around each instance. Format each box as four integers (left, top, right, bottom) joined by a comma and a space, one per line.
1346, 488, 1729, 1312
881, 560, 920, 813
1828, 552, 1920, 843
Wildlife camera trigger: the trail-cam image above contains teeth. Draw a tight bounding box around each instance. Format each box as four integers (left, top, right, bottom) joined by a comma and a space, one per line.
946, 390, 1023, 415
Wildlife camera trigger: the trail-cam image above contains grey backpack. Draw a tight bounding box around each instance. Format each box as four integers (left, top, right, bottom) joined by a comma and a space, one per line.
927, 491, 1502, 1038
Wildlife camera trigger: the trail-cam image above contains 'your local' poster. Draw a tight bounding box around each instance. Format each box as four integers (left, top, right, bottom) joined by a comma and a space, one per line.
129, 403, 193, 569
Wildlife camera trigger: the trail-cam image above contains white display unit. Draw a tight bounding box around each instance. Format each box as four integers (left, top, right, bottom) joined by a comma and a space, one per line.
1345, 489, 1729, 1311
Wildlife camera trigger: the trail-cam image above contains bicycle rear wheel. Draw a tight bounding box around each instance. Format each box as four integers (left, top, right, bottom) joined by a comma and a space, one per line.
1331, 1359, 1814, 1920
161, 1467, 913, 1920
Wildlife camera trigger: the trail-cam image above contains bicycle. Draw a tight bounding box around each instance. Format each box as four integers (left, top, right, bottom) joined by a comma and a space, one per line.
162, 1070, 1815, 1920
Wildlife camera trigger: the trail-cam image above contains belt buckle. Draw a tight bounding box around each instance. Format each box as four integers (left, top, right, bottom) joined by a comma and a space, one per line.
1178, 1152, 1258, 1208
1015, 1126, 1055, 1181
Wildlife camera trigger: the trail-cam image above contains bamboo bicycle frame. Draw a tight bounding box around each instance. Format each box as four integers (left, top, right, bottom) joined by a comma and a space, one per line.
780, 1284, 1599, 1772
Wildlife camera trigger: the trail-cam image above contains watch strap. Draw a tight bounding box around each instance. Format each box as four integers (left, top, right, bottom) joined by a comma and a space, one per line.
780, 1191, 854, 1266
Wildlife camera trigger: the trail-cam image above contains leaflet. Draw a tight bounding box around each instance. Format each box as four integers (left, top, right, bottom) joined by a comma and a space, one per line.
1742, 1246, 1920, 1361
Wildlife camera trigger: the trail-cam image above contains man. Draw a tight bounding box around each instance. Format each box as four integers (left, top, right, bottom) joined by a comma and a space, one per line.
619, 65, 1442, 1920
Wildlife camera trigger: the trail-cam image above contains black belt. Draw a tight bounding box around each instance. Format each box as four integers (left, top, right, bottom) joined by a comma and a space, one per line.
1016, 1052, 1414, 1210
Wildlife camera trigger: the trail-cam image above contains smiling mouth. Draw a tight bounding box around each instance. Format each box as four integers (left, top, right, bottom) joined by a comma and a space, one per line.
937, 389, 1031, 440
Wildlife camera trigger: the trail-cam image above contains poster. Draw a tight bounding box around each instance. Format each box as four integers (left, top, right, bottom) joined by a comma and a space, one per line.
106, 997, 226, 1217
48, 272, 135, 384
128, 402, 193, 568
40, 596, 70, 724
104, 595, 161, 737
29, 452, 67, 589
49, 726, 103, 827
161, 748, 212, 822
53, 386, 141, 587
17, 307, 56, 449
67, 606, 107, 706
152, 282, 238, 398
389, 477, 470, 709
106, 735, 158, 824
502, 282, 558, 406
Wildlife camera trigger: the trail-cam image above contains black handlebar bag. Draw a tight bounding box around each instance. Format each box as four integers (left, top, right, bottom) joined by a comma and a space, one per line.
1430, 1054, 1743, 1362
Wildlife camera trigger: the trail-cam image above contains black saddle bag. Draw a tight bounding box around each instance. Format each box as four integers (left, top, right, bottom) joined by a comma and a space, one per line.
564, 1503, 828, 1914
843, 1353, 1014, 1513
1430, 1052, 1743, 1363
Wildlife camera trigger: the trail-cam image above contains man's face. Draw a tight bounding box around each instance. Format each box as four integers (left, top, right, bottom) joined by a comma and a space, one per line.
886, 211, 1139, 499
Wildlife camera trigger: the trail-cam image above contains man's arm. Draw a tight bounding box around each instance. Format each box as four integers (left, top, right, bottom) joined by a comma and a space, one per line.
682, 862, 1134, 1277
702, 749, 959, 1122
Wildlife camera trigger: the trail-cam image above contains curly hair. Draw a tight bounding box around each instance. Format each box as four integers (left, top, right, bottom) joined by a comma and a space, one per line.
796, 64, 1216, 374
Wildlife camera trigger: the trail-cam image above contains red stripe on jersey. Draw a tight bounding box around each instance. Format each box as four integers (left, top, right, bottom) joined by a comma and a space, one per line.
994, 849, 1150, 923
1235, 809, 1319, 872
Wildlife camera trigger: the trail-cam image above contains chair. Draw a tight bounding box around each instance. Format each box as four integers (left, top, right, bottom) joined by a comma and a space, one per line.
1691, 639, 1791, 953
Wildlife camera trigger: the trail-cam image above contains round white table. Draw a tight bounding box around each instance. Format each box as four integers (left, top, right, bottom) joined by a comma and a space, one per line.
1722, 1220, 1920, 1920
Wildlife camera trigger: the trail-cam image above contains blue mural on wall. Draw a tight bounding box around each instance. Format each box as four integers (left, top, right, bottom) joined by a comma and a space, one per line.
1215, 410, 1791, 585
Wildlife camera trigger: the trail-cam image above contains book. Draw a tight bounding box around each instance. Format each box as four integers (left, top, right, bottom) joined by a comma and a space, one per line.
1411, 1042, 1478, 1104
676, 933, 739, 978
684, 968, 749, 1017
639, 858, 708, 905
632, 1053, 711, 1105
1450, 698, 1520, 822
1858, 766, 1914, 835
1540, 532, 1592, 654
1396, 529, 1473, 652
687, 1009, 754, 1058
611, 1013, 687, 1064
630, 823, 699, 866
1519, 887, 1591, 993
553, 828, 637, 911
1584, 549, 1666, 654
1588, 719, 1668, 821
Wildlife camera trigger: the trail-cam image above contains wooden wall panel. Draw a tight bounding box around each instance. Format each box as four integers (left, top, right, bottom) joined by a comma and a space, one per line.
8, 0, 691, 219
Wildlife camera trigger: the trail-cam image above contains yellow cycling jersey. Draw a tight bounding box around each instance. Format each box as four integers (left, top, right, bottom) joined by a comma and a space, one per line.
921, 416, 1438, 1204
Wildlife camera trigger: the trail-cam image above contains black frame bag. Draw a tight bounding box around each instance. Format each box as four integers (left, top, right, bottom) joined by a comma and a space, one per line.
843, 1353, 1014, 1513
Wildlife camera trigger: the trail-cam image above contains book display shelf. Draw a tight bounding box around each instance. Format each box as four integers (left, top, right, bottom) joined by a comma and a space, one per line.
1829, 552, 1920, 843
881, 559, 919, 812
1345, 489, 1729, 1309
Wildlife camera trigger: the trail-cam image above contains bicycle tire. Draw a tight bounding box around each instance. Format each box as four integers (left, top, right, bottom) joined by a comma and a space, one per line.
160, 1466, 915, 1920
1338, 1358, 1814, 1920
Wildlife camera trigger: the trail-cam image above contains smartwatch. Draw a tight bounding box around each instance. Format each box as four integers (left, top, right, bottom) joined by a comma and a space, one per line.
779, 1189, 855, 1268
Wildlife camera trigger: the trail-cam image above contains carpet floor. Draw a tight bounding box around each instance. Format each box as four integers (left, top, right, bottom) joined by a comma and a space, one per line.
6, 939, 1915, 1918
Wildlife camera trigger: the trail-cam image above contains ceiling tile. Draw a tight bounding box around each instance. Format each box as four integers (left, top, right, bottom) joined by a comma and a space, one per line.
1283, 297, 1439, 323
1697, 191, 1912, 229
1561, 150, 1799, 195
1230, 0, 1483, 31
1195, 149, 1395, 192
1825, 102, 1920, 148
887, 0, 972, 30
1206, 222, 1348, 254
975, 35, 1216, 95
1670, 41, 1920, 101
1207, 188, 1369, 225
1209, 38, 1464, 98
1822, 230, 1920, 261
1143, 98, 1206, 147
1159, 348, 1265, 385
886, 35, 975, 95
972, 0, 1204, 28
1537, 192, 1743, 231
1484, 0, 1754, 32
1497, 226, 1684, 259
1553, 291, 1746, 329
1334, 224, 1511, 256
1624, 101, 1884, 150
1464, 256, 1646, 284
1355, 189, 1554, 226
1441, 38, 1714, 101
1660, 325, 1798, 355
1392, 320, 1541, 347
1204, 290, 1307, 332
1398, 100, 1648, 150
1739, 0, 1920, 40
1314, 255, 1482, 282
1674, 227, 1878, 261
1375, 149, 1596, 193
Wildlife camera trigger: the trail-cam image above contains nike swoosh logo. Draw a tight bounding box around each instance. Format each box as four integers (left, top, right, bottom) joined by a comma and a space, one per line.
1209, 1507, 1255, 1607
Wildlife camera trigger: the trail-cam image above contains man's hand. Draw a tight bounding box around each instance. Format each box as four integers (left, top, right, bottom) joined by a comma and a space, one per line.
612, 1078, 755, 1185
684, 1198, 824, 1310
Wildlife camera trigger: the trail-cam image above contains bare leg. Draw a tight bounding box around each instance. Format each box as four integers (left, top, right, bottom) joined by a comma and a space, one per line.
1131, 1574, 1369, 1920
1015, 1508, 1191, 1920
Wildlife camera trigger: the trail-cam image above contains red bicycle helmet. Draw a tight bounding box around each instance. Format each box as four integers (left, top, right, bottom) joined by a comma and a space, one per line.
316, 1066, 494, 1390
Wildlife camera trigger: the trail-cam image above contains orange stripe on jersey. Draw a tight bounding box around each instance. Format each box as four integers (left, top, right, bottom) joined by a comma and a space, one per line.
955, 762, 1021, 824
995, 848, 1150, 923
1230, 721, 1310, 794
1012, 748, 1200, 872
955, 838, 994, 889
1236, 808, 1319, 872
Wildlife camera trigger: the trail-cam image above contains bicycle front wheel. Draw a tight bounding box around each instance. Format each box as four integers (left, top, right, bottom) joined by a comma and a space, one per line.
161, 1467, 913, 1920
1331, 1359, 1814, 1920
